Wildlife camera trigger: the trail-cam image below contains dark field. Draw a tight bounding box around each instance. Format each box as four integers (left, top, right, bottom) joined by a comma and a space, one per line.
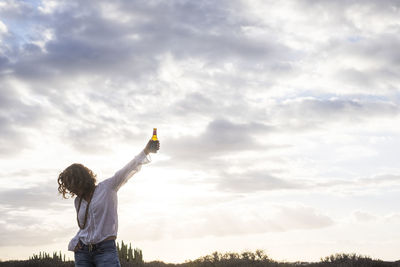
1, 250, 400, 267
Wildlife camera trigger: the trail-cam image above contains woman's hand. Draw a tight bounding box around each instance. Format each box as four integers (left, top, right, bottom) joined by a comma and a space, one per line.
144, 140, 160, 155
74, 242, 82, 252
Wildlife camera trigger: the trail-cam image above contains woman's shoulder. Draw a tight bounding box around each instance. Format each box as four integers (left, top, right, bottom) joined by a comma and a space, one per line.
97, 177, 114, 191
92, 179, 116, 199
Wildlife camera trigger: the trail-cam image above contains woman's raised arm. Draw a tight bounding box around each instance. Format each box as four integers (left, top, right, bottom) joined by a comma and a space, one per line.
107, 139, 160, 191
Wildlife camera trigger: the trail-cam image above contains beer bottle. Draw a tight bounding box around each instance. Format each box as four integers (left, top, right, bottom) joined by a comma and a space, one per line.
152, 128, 158, 141
151, 128, 158, 152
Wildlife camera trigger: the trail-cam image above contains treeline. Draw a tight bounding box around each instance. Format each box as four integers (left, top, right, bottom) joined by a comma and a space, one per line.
176, 251, 400, 267
0, 245, 399, 267
0, 241, 142, 267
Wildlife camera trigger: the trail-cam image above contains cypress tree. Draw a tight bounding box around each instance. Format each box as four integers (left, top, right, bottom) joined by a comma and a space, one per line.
128, 243, 133, 262
117, 241, 121, 260
121, 240, 125, 261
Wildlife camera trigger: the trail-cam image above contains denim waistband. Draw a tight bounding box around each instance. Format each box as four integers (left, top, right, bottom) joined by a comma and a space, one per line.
78, 239, 116, 252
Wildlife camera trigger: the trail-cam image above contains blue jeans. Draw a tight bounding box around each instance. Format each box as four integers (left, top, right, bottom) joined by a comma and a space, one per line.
74, 239, 121, 267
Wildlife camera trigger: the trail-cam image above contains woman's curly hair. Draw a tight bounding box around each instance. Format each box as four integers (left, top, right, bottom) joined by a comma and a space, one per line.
58, 163, 97, 199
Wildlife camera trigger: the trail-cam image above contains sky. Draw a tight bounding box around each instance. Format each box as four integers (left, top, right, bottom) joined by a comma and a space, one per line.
1, 0, 400, 263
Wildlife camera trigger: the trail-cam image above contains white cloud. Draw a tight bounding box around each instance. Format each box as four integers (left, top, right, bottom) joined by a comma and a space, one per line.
0, 20, 7, 34
38, 0, 59, 14
121, 203, 334, 241
353, 210, 377, 222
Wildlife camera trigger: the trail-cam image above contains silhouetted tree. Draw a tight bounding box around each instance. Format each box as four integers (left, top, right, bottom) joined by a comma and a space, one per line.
117, 240, 144, 266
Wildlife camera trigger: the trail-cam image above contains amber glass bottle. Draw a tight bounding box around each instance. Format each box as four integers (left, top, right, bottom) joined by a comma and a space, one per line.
152, 128, 158, 141
150, 128, 158, 152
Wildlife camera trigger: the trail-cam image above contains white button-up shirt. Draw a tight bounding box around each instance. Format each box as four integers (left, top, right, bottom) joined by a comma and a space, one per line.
68, 150, 150, 251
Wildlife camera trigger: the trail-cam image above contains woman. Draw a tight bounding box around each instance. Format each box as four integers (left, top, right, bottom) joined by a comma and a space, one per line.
58, 139, 160, 267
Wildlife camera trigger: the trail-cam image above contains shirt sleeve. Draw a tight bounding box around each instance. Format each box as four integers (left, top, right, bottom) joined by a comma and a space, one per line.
105, 150, 151, 191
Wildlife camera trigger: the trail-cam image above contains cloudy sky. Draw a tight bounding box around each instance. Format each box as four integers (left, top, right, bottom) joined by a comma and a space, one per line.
1, 0, 400, 263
